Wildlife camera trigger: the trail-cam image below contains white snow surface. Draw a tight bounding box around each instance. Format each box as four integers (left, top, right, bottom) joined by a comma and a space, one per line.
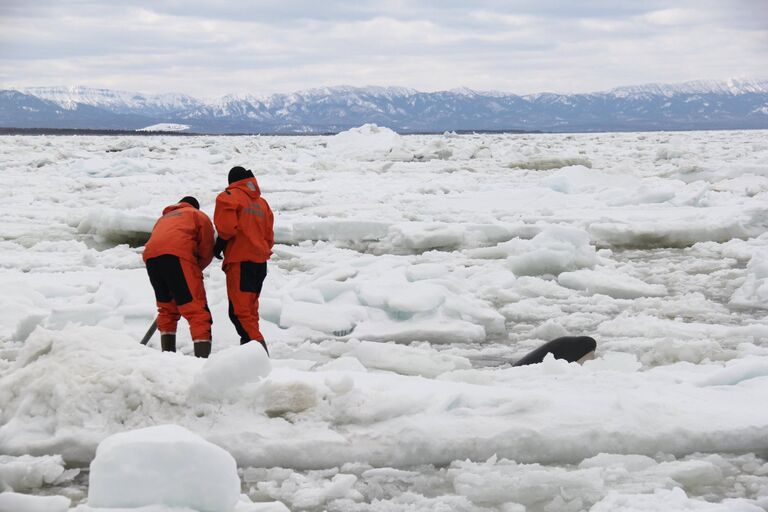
0, 454, 78, 492
0, 491, 71, 512
191, 341, 272, 398
608, 77, 768, 98
730, 250, 768, 309
88, 425, 240, 512
136, 124, 191, 132
1, 127, 768, 510
21, 86, 200, 113
325, 123, 410, 160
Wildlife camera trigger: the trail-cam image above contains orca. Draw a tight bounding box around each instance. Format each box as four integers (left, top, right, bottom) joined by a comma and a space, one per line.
513, 336, 597, 367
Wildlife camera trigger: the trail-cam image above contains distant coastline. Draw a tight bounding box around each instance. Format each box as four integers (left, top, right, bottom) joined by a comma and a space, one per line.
4, 126, 767, 137
3, 79, 767, 134
0, 127, 542, 136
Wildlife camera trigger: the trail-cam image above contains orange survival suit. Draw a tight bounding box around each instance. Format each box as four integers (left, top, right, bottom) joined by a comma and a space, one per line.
214, 168, 274, 353
143, 198, 214, 355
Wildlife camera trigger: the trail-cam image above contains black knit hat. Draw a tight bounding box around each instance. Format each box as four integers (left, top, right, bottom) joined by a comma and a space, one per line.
179, 196, 200, 209
228, 166, 254, 184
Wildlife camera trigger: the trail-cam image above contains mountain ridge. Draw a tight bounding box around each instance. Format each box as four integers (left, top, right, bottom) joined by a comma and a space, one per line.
2, 78, 767, 133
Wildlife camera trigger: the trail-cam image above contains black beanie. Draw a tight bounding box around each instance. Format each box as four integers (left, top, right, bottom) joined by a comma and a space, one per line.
228, 166, 254, 184
179, 196, 200, 209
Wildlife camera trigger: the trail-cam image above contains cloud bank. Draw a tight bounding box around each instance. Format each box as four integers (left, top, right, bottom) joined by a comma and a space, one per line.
0, 0, 765, 97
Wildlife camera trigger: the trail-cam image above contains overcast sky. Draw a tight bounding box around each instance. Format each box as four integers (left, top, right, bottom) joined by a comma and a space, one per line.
0, 0, 765, 98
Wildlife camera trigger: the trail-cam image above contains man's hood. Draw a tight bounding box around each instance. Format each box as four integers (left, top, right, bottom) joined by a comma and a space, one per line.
161, 202, 195, 215
226, 176, 261, 198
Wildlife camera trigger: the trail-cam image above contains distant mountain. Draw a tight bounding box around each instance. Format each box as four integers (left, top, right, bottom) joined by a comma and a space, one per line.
0, 90, 158, 130
21, 86, 203, 115
1, 79, 767, 133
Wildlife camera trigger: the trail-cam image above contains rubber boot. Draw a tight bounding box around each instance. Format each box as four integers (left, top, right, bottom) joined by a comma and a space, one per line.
194, 341, 211, 358
241, 338, 269, 356
160, 333, 176, 352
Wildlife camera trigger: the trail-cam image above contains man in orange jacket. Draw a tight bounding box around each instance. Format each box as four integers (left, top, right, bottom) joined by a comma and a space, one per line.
214, 166, 274, 354
143, 196, 215, 357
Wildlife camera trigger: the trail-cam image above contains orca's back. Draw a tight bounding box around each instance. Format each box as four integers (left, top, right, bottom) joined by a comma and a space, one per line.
513, 336, 597, 367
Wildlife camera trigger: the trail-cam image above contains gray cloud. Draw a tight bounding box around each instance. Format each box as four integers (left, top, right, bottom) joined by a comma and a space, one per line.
0, 1, 765, 96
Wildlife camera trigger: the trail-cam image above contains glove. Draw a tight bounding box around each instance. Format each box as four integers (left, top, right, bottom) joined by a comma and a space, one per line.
213, 236, 229, 260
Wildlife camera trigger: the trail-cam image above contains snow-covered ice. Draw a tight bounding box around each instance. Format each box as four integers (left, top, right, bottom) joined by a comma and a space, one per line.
0, 454, 77, 492
191, 341, 272, 398
0, 491, 71, 512
1, 127, 768, 510
136, 123, 191, 132
88, 425, 239, 511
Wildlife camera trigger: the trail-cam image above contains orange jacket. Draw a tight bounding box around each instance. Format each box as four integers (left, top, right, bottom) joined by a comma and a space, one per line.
143, 202, 215, 269
214, 177, 274, 264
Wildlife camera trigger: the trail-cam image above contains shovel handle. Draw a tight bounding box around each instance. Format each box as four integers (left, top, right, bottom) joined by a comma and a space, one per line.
140, 318, 158, 345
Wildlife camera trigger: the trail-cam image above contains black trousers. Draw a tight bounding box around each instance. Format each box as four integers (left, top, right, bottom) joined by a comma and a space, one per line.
226, 261, 268, 346
146, 254, 212, 340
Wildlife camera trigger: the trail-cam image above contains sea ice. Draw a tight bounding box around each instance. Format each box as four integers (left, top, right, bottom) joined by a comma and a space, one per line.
1, 129, 768, 510
191, 342, 272, 399
325, 124, 410, 161
730, 250, 768, 309
0, 454, 77, 492
87, 425, 240, 512
0, 491, 71, 512
590, 487, 763, 511
558, 268, 668, 298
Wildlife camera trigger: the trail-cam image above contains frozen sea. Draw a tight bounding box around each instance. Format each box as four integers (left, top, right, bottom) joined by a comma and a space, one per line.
1, 125, 768, 511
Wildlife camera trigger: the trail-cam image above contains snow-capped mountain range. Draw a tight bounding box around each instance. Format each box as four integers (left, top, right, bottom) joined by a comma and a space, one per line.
2, 78, 767, 133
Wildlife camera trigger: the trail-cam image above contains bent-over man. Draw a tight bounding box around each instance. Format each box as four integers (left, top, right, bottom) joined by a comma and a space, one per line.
144, 196, 214, 358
